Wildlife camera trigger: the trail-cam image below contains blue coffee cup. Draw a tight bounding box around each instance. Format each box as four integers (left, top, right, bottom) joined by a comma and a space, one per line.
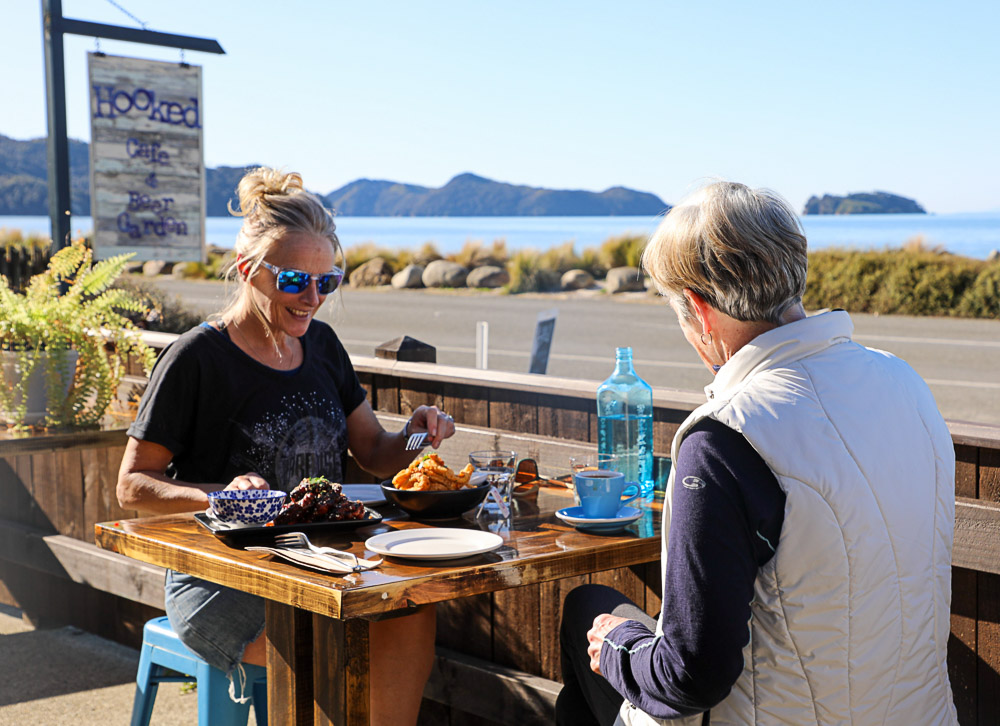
573, 469, 640, 519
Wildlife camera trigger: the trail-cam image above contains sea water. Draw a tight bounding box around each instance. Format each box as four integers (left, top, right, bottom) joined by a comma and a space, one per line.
5, 211, 1000, 259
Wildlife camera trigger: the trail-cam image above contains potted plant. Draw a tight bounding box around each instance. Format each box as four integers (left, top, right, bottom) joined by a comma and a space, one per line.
0, 238, 156, 431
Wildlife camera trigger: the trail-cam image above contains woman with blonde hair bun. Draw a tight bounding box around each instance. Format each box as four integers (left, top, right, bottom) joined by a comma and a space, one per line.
118, 167, 449, 725
557, 181, 958, 725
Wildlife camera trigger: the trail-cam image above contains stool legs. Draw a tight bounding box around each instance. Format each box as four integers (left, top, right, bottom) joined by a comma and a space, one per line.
129, 657, 160, 726
197, 660, 252, 726
130, 617, 266, 726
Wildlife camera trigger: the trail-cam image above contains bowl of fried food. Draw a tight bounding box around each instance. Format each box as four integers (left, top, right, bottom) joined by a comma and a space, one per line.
382, 453, 490, 520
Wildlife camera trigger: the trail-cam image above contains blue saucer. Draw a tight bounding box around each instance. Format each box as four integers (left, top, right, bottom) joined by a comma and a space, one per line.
555, 506, 642, 533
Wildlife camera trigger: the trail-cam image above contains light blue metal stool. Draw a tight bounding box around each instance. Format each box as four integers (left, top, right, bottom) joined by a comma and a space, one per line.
131, 616, 267, 726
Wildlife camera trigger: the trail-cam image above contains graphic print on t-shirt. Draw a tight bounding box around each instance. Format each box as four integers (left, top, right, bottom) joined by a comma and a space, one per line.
235, 390, 348, 491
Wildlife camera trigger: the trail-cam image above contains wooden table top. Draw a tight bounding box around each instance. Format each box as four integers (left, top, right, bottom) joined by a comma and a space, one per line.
95, 485, 663, 620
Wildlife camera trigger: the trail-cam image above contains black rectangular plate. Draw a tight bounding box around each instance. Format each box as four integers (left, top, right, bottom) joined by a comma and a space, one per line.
194, 508, 383, 544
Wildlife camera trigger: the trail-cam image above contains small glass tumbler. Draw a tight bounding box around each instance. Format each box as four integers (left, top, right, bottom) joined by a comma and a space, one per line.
469, 450, 517, 517
568, 453, 620, 506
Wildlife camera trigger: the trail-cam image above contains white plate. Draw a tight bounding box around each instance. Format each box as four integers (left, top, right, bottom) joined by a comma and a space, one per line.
365, 528, 504, 560
341, 484, 387, 506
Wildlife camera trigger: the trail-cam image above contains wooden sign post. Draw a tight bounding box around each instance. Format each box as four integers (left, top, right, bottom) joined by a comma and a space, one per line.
88, 53, 205, 262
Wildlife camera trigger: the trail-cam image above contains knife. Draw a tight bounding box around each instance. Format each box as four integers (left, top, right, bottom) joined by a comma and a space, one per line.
246, 546, 357, 573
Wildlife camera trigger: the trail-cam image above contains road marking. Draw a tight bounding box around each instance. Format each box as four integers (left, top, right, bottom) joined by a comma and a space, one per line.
924, 378, 1000, 390
856, 334, 1000, 349
343, 338, 1000, 390
341, 340, 707, 371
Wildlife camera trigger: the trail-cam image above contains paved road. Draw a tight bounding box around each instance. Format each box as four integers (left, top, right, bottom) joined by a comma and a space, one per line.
147, 279, 1000, 426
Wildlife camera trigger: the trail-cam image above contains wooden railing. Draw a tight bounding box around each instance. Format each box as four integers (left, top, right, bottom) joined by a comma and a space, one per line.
1, 343, 999, 724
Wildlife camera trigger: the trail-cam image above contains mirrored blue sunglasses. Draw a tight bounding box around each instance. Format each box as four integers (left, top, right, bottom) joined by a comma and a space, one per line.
260, 261, 344, 294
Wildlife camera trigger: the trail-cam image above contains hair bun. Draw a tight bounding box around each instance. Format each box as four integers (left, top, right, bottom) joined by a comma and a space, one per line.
231, 167, 305, 218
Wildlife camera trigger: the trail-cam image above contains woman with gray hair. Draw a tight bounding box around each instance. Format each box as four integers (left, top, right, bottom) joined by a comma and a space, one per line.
557, 181, 958, 725
118, 167, 448, 725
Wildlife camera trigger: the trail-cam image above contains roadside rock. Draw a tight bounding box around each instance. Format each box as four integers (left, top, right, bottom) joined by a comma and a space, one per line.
467, 265, 510, 288
605, 266, 646, 293
391, 264, 425, 289
561, 269, 594, 290
422, 260, 468, 288
171, 263, 196, 280
142, 260, 172, 277
350, 257, 393, 287
988, 249, 1000, 263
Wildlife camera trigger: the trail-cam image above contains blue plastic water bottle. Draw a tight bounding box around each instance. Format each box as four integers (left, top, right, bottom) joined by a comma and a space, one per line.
597, 347, 655, 496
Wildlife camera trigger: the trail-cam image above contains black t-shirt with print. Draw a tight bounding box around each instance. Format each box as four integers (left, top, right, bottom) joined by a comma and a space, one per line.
128, 321, 367, 491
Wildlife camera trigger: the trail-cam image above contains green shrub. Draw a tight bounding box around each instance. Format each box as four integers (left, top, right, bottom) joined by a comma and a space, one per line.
805, 249, 892, 312
870, 253, 979, 315
958, 264, 1000, 318
112, 277, 204, 334
805, 247, 989, 317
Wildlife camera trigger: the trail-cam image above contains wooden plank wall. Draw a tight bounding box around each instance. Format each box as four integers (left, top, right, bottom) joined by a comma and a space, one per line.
951, 435, 1000, 725
0, 429, 159, 645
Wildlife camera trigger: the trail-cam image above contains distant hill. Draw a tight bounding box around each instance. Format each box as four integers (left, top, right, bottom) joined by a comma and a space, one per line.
0, 135, 668, 217
323, 173, 668, 216
803, 191, 926, 215
0, 135, 90, 214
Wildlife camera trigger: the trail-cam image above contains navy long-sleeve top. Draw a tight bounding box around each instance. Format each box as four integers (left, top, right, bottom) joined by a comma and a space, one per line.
599, 418, 786, 718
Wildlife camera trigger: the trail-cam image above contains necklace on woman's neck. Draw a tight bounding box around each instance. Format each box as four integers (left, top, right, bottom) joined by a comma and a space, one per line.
227, 317, 300, 370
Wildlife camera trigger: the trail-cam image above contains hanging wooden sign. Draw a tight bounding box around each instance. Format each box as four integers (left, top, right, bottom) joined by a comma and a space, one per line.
88, 53, 205, 262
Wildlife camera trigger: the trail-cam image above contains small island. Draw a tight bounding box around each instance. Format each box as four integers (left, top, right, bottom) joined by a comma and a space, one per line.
803, 191, 926, 215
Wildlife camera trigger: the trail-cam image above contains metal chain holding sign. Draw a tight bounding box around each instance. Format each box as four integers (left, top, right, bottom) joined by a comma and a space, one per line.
103, 0, 148, 29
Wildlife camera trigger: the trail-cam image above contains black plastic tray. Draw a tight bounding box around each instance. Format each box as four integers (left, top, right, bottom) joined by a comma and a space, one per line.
194, 508, 383, 544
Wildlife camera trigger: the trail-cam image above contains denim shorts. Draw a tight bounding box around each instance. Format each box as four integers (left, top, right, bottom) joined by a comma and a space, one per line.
164, 569, 265, 676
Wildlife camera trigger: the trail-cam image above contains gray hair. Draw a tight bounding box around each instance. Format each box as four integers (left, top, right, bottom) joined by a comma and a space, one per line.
641, 181, 807, 323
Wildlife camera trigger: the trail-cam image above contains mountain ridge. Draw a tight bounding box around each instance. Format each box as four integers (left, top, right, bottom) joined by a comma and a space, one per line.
0, 135, 667, 217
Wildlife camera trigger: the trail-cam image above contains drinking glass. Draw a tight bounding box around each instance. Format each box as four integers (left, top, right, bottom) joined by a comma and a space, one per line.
469, 450, 517, 518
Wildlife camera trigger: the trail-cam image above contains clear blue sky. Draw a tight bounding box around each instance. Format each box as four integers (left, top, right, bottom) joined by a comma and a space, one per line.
4, 0, 998, 213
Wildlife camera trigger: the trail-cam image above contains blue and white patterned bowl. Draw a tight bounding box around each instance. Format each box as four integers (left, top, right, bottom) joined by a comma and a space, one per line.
207, 489, 287, 525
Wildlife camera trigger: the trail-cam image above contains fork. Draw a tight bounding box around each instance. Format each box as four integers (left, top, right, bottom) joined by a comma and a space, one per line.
404, 431, 429, 451
273, 532, 383, 569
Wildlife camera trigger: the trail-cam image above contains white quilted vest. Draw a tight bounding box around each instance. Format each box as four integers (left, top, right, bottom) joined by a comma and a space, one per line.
620, 311, 958, 726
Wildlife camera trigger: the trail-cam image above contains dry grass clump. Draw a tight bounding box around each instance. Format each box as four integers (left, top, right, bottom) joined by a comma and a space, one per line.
505, 249, 562, 293
1, 228, 51, 256
449, 239, 508, 268
412, 242, 443, 266
343, 242, 404, 275
598, 234, 646, 270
